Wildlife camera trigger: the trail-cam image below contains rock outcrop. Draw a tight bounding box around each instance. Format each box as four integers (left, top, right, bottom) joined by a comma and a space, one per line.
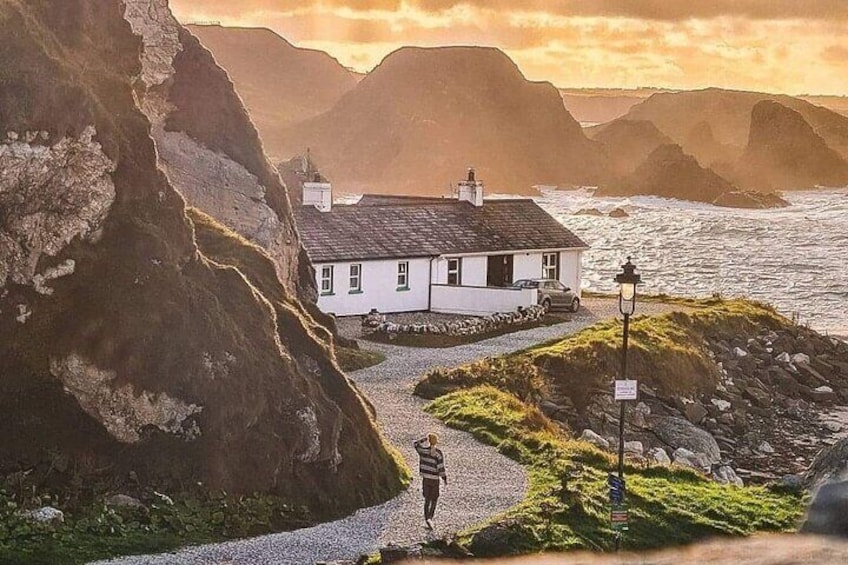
598, 144, 738, 204
623, 88, 848, 164
587, 119, 674, 176
187, 25, 361, 161
0, 0, 403, 516
732, 101, 848, 191
278, 46, 608, 195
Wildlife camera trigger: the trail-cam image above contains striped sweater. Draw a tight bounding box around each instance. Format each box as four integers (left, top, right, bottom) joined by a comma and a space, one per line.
414, 438, 447, 481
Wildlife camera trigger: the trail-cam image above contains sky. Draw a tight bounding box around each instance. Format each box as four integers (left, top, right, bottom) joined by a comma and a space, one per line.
170, 1, 848, 95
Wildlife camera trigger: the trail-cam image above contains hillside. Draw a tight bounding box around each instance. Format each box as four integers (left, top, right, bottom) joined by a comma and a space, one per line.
731, 100, 848, 191
622, 88, 848, 167
587, 119, 673, 176
280, 46, 608, 195
186, 25, 360, 160
0, 0, 404, 547
559, 87, 669, 124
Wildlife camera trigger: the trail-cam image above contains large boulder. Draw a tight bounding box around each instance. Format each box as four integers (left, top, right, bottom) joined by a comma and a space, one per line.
0, 0, 404, 516
804, 438, 848, 489
802, 480, 848, 537
647, 416, 722, 465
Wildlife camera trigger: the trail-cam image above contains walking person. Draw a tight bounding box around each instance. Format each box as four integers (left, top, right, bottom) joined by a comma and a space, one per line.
414, 432, 447, 529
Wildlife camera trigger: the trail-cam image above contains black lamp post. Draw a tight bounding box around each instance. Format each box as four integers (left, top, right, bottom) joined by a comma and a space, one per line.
612, 257, 641, 550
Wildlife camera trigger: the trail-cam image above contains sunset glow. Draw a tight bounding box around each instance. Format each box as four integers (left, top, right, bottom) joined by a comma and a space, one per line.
170, 0, 848, 95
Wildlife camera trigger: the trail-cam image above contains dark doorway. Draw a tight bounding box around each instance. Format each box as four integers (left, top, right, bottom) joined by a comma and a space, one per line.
487, 255, 514, 287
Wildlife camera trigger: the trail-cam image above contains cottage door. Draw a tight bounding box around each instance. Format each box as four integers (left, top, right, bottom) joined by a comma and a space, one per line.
487, 255, 514, 287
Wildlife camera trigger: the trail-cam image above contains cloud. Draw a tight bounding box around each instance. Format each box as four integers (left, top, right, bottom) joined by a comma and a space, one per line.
171, 1, 848, 94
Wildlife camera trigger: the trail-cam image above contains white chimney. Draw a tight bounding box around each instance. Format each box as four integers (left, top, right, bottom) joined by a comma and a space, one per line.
303, 180, 332, 212
457, 167, 484, 207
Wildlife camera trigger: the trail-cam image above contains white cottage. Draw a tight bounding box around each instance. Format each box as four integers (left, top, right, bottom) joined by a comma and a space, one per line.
293, 169, 589, 317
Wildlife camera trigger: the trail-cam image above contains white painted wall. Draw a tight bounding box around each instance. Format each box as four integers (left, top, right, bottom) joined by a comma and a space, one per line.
561, 251, 583, 296
431, 285, 538, 316
315, 257, 432, 316
433, 256, 487, 286
513, 252, 543, 280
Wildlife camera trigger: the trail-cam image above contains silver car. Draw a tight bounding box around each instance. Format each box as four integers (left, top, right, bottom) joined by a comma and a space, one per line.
512, 278, 581, 312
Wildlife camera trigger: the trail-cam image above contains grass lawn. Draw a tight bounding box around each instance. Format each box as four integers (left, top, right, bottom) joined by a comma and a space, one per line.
427, 387, 805, 556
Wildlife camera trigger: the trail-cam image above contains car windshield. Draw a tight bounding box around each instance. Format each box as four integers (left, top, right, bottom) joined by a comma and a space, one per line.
513, 279, 539, 289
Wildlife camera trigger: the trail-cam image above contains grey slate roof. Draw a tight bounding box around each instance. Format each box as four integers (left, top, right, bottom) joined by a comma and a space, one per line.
294, 196, 588, 264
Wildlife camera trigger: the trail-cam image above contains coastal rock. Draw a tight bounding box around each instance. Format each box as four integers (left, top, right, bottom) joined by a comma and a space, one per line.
598, 143, 738, 204
801, 480, 848, 537
608, 207, 630, 218
672, 448, 712, 473
712, 191, 789, 209
713, 466, 744, 487
804, 438, 848, 488
648, 447, 671, 465
648, 416, 722, 465
580, 429, 610, 450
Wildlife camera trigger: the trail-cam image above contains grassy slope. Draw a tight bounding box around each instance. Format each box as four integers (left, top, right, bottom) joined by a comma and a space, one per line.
417, 299, 790, 411
428, 387, 803, 556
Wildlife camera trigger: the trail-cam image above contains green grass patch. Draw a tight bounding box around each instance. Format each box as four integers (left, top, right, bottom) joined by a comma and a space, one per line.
416, 299, 791, 411
336, 347, 386, 372
0, 489, 312, 565
427, 387, 804, 556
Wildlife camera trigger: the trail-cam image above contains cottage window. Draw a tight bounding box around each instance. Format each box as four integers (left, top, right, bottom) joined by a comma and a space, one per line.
320, 265, 334, 295
397, 261, 409, 289
349, 264, 362, 293
542, 253, 560, 280
447, 258, 462, 286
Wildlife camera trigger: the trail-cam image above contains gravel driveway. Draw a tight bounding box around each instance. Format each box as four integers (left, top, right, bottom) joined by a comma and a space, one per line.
95, 299, 683, 565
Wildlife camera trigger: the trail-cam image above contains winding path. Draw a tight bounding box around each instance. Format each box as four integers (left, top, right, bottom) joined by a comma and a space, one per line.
97, 299, 677, 565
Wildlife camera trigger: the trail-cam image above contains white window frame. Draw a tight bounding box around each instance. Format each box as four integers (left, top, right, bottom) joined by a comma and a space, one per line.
320, 265, 334, 295
349, 263, 362, 293
397, 261, 409, 290
542, 252, 559, 280
447, 258, 462, 286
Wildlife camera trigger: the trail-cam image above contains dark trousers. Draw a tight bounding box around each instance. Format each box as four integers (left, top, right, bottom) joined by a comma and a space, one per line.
422, 478, 440, 519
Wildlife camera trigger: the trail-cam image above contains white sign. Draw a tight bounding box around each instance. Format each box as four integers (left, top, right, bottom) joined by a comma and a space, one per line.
614, 380, 638, 401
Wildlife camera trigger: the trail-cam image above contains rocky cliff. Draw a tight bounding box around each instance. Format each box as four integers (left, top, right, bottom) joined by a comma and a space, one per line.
187, 25, 361, 161
623, 88, 848, 167
732, 101, 848, 191
0, 0, 404, 515
278, 46, 607, 195
587, 119, 673, 176
598, 144, 737, 203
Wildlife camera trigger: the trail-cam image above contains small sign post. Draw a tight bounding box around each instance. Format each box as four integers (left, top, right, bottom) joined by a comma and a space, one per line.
614, 379, 638, 401
610, 503, 629, 531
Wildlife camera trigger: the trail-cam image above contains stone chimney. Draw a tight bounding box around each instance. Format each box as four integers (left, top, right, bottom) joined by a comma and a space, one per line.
457, 167, 484, 207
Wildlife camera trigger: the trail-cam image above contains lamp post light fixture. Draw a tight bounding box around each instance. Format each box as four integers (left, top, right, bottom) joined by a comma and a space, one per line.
611, 257, 641, 550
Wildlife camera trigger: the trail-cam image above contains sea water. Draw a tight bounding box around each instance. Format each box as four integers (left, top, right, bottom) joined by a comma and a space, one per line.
536, 188, 848, 337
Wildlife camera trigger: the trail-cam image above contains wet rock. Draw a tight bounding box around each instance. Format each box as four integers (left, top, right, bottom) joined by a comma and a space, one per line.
608, 207, 630, 218
580, 429, 610, 450
574, 208, 605, 216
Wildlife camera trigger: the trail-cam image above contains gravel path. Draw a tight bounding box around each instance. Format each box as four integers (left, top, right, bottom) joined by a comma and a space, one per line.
95, 299, 683, 565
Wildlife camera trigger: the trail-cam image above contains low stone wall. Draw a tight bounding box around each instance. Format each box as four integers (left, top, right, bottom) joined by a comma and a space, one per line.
373, 305, 547, 338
